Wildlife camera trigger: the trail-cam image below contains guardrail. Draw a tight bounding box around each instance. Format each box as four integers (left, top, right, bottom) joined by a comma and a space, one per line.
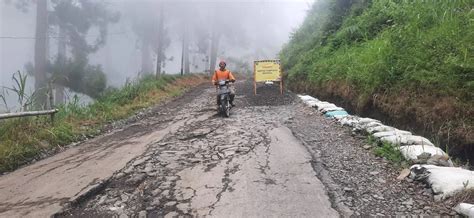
0, 109, 59, 124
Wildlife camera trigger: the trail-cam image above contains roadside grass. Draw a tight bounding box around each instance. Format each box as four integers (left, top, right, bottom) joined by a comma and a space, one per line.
281, 0, 474, 161
0, 74, 207, 173
366, 135, 407, 168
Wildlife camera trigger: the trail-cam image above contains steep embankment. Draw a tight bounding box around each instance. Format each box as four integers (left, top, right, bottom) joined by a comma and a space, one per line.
280, 0, 473, 162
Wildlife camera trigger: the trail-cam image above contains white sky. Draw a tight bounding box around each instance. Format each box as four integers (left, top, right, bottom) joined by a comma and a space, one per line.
0, 0, 314, 95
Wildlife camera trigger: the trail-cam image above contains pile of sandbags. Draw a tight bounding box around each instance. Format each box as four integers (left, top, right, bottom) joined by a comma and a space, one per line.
298, 94, 474, 216
297, 95, 452, 166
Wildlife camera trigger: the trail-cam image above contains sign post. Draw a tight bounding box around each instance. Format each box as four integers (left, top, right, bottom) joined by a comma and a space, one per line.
253, 59, 283, 95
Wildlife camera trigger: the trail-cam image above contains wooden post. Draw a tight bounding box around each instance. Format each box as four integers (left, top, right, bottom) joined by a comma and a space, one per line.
253, 61, 257, 95
50, 112, 55, 126
280, 80, 283, 95
280, 64, 284, 95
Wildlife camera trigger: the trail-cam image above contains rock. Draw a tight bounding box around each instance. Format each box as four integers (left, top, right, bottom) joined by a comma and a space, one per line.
124, 167, 134, 174
143, 166, 154, 174
97, 195, 107, 205
369, 171, 380, 176
133, 158, 146, 167
161, 190, 170, 197
126, 174, 146, 185
114, 200, 123, 207
164, 212, 178, 218
402, 198, 414, 206
121, 194, 129, 202
152, 188, 161, 196
151, 199, 160, 206
105, 197, 118, 204
426, 154, 453, 167
115, 173, 125, 179
416, 152, 432, 161
159, 182, 172, 189
176, 203, 190, 212
164, 201, 177, 207
343, 187, 354, 192
363, 145, 372, 150
373, 194, 384, 200
166, 176, 178, 181
237, 146, 251, 153
138, 210, 147, 218
397, 168, 411, 180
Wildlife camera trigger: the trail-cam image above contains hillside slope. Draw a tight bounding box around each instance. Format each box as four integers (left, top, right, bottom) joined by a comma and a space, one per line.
280, 0, 473, 162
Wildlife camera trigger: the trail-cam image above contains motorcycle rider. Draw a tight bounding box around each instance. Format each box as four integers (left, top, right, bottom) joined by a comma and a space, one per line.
212, 60, 236, 107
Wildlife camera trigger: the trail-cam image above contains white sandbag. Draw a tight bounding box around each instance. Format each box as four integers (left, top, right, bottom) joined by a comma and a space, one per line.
373, 130, 412, 139
314, 102, 337, 110
320, 106, 345, 113
381, 134, 407, 145
382, 134, 435, 146
404, 135, 435, 146
356, 121, 383, 130
304, 100, 319, 107
339, 116, 360, 127
298, 95, 318, 102
399, 145, 445, 160
333, 114, 349, 119
358, 118, 381, 125
410, 164, 474, 199
366, 125, 396, 134
454, 203, 474, 217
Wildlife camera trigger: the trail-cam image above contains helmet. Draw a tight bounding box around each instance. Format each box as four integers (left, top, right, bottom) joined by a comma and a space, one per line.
219, 60, 226, 67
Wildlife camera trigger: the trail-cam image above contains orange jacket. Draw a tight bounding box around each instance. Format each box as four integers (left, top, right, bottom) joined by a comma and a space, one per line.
212, 69, 235, 84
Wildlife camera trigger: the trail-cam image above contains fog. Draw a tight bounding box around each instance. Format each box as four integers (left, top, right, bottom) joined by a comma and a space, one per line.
0, 0, 313, 111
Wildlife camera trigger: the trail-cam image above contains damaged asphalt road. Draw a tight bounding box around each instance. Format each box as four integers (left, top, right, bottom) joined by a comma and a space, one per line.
0, 80, 456, 217
58, 81, 338, 217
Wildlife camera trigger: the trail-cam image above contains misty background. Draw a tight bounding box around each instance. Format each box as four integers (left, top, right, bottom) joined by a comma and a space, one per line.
0, 0, 313, 112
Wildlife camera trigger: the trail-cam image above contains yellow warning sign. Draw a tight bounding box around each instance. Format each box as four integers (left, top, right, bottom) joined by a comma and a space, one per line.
254, 60, 281, 82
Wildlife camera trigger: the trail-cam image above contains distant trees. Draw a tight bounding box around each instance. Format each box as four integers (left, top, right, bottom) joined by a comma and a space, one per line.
7, 0, 119, 107
129, 1, 170, 77
50, 0, 119, 103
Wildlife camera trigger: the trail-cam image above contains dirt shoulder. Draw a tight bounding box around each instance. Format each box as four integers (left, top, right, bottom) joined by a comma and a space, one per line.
287, 103, 458, 216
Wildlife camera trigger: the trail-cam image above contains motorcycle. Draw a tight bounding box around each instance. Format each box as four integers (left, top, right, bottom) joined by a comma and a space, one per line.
216, 80, 232, 117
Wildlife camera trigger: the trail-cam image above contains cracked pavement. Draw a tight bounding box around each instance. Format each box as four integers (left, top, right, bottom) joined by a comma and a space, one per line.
55, 81, 338, 217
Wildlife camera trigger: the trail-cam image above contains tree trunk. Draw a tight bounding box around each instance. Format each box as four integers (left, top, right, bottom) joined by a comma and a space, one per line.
55, 24, 66, 105
141, 37, 152, 75
34, 0, 48, 109
180, 32, 184, 76
181, 24, 190, 75
184, 25, 190, 74
208, 26, 220, 76
155, 5, 164, 78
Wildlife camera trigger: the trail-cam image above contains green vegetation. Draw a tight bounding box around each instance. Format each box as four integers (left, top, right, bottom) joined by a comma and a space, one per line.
366, 135, 407, 166
281, 0, 473, 159
0, 74, 205, 173
373, 142, 406, 167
